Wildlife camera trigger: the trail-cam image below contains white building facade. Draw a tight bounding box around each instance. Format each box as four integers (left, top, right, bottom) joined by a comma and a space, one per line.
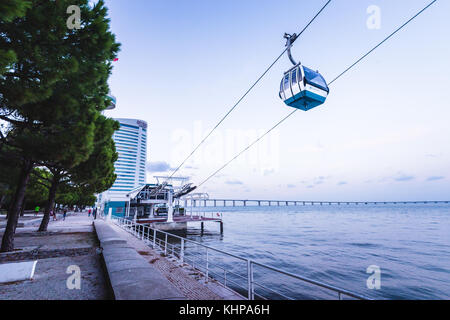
111, 118, 147, 192
98, 118, 148, 210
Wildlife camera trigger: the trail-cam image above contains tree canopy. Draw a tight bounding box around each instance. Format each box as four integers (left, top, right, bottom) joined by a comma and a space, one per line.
0, 0, 31, 74
0, 0, 120, 251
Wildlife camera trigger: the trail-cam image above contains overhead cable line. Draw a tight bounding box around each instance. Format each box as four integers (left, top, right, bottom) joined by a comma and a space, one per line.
197, 109, 298, 188
197, 0, 438, 189
328, 0, 438, 85
166, 0, 333, 181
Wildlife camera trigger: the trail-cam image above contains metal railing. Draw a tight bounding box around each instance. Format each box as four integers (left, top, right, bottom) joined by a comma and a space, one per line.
112, 217, 370, 300
185, 210, 223, 220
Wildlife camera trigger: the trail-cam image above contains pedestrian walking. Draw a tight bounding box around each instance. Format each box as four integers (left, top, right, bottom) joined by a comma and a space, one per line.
34, 206, 40, 216
52, 209, 57, 221
88, 208, 92, 217
63, 208, 67, 221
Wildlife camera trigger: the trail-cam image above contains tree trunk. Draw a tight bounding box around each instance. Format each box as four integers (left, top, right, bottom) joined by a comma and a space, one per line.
1, 160, 34, 252
0, 194, 5, 209
20, 198, 26, 217
38, 172, 61, 232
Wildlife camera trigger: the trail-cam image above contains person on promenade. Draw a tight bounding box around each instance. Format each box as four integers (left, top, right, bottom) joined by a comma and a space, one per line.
52, 209, 57, 221
88, 208, 92, 217
34, 206, 40, 216
63, 209, 67, 221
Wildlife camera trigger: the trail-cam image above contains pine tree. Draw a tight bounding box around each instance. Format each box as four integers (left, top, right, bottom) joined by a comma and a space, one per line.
0, 0, 31, 74
0, 0, 119, 251
0, 0, 31, 22
38, 115, 119, 231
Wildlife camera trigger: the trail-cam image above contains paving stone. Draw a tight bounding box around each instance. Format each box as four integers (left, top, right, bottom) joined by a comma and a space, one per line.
114, 280, 184, 300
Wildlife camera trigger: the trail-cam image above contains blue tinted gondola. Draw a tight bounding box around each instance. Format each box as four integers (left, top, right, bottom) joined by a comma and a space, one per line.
279, 33, 329, 111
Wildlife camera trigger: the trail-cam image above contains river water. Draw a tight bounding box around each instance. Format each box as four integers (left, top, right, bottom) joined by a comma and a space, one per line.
178, 203, 450, 299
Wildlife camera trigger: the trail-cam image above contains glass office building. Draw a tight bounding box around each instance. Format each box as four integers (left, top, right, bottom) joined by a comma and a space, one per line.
106, 118, 147, 198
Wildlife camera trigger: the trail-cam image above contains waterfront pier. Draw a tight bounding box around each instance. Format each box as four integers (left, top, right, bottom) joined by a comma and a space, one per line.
136, 213, 223, 233
184, 199, 450, 208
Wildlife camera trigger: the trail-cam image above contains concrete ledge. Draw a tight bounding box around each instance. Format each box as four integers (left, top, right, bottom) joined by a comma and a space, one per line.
94, 220, 127, 247
0, 218, 42, 229
93, 220, 185, 300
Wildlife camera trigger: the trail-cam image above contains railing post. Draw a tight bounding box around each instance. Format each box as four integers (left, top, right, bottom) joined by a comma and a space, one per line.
180, 239, 185, 264
247, 260, 254, 300
224, 270, 227, 287
153, 229, 156, 248
205, 248, 209, 283
338, 292, 342, 300
164, 233, 168, 255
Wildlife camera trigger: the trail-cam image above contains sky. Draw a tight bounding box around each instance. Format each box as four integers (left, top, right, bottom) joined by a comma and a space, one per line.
103, 0, 450, 201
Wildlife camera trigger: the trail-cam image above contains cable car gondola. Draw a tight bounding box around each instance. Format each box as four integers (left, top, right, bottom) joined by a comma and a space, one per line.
279, 33, 329, 111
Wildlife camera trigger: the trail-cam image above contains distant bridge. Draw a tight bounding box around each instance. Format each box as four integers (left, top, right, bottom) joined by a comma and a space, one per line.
183, 199, 450, 208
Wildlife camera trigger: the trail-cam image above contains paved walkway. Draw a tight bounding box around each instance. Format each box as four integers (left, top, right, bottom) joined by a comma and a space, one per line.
0, 212, 112, 300
1, 213, 243, 300
108, 222, 243, 300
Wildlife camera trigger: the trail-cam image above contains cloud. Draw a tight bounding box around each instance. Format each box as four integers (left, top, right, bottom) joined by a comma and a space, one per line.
393, 172, 415, 182
337, 181, 348, 186
146, 161, 174, 173
427, 176, 445, 181
225, 179, 243, 185
314, 176, 331, 185
300, 176, 331, 187
395, 176, 415, 182
287, 184, 296, 188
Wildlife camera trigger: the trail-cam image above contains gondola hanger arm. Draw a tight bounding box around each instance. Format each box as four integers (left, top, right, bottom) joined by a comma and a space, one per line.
284, 33, 299, 66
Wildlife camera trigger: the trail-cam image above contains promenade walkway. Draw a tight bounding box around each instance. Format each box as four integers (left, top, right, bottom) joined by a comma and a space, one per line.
0, 212, 111, 300
0, 212, 241, 300
107, 221, 242, 300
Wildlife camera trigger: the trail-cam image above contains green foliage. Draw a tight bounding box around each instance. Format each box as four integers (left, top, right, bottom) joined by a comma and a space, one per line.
0, 0, 120, 179
56, 182, 97, 207
70, 115, 119, 194
0, 0, 121, 169
0, 0, 31, 22
0, 49, 16, 76
24, 168, 50, 209
0, 160, 50, 210
51, 115, 119, 208
0, 143, 20, 208
51, 115, 120, 208
0, 0, 31, 74
0, 0, 120, 243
